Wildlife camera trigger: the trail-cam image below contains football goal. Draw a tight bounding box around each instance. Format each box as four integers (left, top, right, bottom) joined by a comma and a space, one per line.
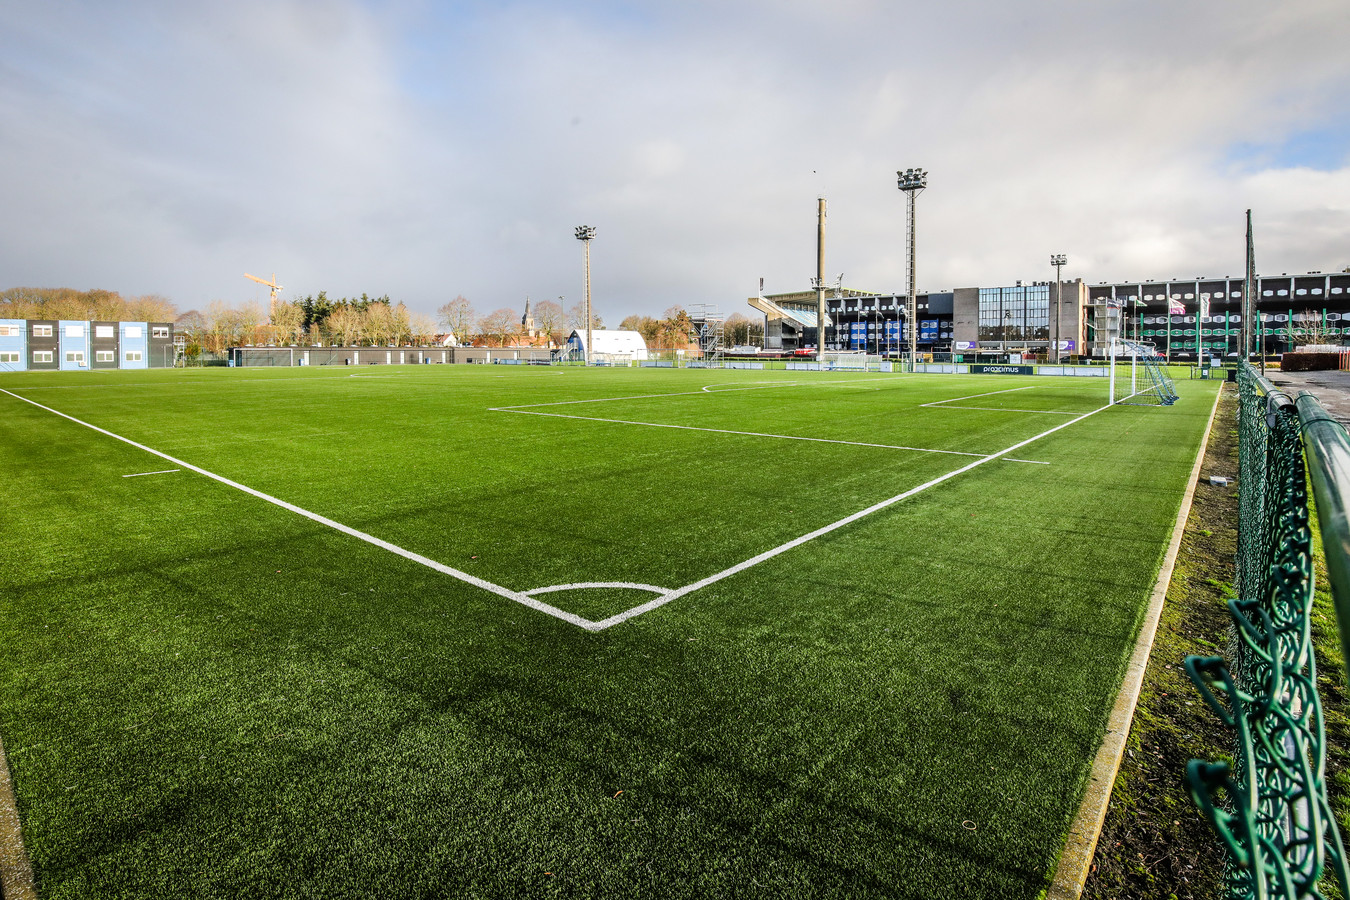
821, 350, 869, 371
1109, 339, 1178, 406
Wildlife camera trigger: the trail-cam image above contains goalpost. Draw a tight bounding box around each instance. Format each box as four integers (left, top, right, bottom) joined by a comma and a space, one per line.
1109, 339, 1178, 406
820, 350, 869, 371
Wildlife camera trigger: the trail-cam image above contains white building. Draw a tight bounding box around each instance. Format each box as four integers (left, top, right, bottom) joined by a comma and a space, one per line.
565, 329, 649, 363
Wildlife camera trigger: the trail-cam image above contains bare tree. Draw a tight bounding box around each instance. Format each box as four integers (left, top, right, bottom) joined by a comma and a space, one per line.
533, 298, 565, 345
125, 294, 178, 323
437, 296, 476, 345
238, 301, 265, 345
723, 312, 751, 347
363, 303, 392, 346
390, 302, 412, 346
568, 301, 603, 331
1289, 308, 1344, 348
408, 312, 437, 345
271, 301, 305, 344
175, 309, 207, 345
326, 306, 362, 347
479, 308, 520, 347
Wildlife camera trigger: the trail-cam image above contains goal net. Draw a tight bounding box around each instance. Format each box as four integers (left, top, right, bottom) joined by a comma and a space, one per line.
820, 350, 869, 371
1109, 340, 1178, 406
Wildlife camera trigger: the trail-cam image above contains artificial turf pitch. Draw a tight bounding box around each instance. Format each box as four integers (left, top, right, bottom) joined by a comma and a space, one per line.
0, 365, 1220, 898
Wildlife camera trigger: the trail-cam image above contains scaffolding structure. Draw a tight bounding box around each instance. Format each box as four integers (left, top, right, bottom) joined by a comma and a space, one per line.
689, 304, 725, 366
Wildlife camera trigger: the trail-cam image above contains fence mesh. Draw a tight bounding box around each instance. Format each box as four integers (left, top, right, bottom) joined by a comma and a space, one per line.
1185, 363, 1349, 899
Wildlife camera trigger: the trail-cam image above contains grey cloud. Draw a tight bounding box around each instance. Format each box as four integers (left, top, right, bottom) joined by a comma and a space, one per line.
0, 0, 1347, 324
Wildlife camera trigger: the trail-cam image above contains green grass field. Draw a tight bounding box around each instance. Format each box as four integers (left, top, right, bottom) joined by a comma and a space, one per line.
0, 365, 1220, 899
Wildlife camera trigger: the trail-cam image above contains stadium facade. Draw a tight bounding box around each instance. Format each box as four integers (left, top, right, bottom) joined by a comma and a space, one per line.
751, 269, 1350, 358
0, 319, 175, 372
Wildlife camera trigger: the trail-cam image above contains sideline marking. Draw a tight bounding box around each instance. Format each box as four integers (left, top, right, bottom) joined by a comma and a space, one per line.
0, 387, 1104, 631
494, 407, 1049, 464
123, 469, 180, 478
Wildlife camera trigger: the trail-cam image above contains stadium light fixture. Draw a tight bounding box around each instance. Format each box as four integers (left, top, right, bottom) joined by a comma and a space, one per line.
897, 168, 927, 367
1051, 253, 1067, 363
575, 226, 596, 364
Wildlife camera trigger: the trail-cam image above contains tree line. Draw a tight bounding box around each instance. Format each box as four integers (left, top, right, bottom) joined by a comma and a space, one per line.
173, 295, 439, 354
2, 285, 766, 353
618, 308, 763, 349
0, 287, 177, 324
435, 296, 607, 348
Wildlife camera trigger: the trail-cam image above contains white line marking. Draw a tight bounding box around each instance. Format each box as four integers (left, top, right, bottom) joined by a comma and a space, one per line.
0, 388, 600, 632
491, 383, 799, 411
0, 386, 1094, 631
921, 386, 1083, 415
524, 582, 670, 597
493, 408, 1048, 464
700, 381, 798, 392
589, 400, 1114, 629
928, 405, 1082, 416
920, 386, 1037, 406
122, 469, 180, 478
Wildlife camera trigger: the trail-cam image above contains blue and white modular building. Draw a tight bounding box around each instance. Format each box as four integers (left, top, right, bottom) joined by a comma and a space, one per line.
0, 320, 174, 372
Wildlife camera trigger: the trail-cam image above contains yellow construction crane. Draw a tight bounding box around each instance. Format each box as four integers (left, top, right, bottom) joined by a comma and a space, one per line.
244, 272, 283, 318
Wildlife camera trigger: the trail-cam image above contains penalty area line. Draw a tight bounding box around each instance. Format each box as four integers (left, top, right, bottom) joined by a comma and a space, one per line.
0, 388, 601, 632
493, 407, 1049, 464
590, 400, 1113, 630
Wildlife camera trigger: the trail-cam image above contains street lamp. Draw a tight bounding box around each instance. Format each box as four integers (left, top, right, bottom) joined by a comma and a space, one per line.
897, 167, 927, 369
575, 226, 596, 364
1051, 253, 1067, 362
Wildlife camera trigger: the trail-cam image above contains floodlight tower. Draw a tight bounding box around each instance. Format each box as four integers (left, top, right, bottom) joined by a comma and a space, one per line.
1051, 253, 1067, 363
897, 168, 927, 367
815, 197, 827, 363
575, 226, 596, 364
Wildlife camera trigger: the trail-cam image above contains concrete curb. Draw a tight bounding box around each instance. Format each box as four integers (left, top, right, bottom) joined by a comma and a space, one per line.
1045, 383, 1226, 899
0, 734, 36, 900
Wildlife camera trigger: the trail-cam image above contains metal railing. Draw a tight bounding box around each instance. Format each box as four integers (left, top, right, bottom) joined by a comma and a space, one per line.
1185, 363, 1350, 898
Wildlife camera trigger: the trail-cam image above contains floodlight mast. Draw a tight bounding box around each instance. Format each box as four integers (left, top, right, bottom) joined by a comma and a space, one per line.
1051, 253, 1067, 363
815, 197, 827, 363
897, 168, 927, 367
575, 226, 596, 364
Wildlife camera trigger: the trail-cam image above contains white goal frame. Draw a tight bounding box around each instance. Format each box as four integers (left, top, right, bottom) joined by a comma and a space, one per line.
820, 350, 869, 371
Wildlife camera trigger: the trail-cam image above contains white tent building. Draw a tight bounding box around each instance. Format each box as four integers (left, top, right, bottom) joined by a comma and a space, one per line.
565, 329, 649, 363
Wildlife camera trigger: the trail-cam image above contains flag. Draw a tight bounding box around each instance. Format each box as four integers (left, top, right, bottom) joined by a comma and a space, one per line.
1168, 298, 1185, 314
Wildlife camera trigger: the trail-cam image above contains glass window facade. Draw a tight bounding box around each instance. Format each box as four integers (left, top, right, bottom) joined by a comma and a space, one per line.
978, 285, 1050, 344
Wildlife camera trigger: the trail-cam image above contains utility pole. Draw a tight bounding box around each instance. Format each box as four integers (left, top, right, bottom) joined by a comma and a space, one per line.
815, 197, 827, 363
1051, 254, 1067, 363
1244, 210, 1260, 373
575, 226, 596, 364
897, 168, 928, 369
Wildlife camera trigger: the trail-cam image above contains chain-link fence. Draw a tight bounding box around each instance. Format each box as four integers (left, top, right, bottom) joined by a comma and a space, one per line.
1185, 363, 1350, 898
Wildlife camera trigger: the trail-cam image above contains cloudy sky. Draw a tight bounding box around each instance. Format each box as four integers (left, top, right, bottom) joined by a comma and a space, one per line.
2, 0, 1347, 323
